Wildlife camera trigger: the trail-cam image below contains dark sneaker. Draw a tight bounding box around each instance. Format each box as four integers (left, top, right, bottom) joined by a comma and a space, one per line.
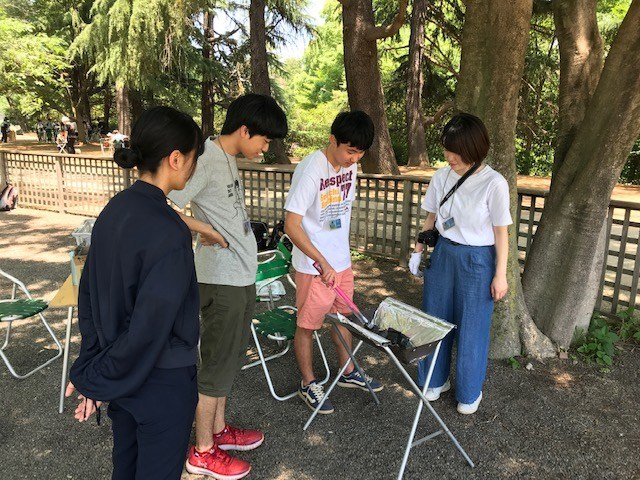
185, 445, 251, 480
214, 424, 264, 451
298, 379, 334, 414
338, 369, 383, 392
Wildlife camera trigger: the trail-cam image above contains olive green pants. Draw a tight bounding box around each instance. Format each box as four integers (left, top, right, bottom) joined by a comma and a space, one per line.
197, 283, 256, 397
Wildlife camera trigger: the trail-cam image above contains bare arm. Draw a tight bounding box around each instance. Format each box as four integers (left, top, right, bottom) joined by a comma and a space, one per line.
177, 211, 228, 248
284, 211, 336, 285
491, 225, 509, 301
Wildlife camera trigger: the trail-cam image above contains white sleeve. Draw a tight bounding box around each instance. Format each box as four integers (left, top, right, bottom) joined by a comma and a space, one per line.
285, 172, 318, 216
167, 157, 209, 209
488, 176, 513, 226
421, 171, 441, 213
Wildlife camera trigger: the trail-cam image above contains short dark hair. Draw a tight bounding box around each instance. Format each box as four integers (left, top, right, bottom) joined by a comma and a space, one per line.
441, 112, 490, 166
114, 106, 204, 174
331, 111, 375, 151
220, 93, 288, 139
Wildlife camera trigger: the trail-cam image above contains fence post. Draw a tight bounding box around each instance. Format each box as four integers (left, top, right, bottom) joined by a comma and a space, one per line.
123, 168, 131, 189
54, 157, 65, 214
398, 179, 412, 267
0, 151, 7, 185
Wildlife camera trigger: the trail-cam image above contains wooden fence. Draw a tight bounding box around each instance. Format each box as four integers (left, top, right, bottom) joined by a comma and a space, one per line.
1, 150, 639, 315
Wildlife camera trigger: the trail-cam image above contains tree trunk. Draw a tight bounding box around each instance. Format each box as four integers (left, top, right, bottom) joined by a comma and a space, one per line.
405, 0, 429, 167
523, 0, 640, 347
551, 0, 603, 178
104, 85, 112, 130
341, 0, 402, 174
250, 0, 290, 164
201, 9, 215, 139
456, 0, 555, 359
69, 64, 89, 143
116, 84, 132, 135
129, 89, 144, 126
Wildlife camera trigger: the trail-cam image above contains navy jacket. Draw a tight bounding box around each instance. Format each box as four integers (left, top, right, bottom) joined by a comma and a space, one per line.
69, 180, 199, 401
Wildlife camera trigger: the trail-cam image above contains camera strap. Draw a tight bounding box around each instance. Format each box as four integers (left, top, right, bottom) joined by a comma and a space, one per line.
438, 163, 479, 208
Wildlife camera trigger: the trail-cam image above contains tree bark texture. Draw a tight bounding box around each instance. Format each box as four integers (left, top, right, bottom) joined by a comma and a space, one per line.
523, 0, 640, 347
69, 64, 91, 143
551, 0, 603, 177
456, 0, 555, 359
250, 0, 290, 164
201, 10, 216, 139
341, 0, 403, 175
406, 0, 429, 167
116, 84, 132, 136
104, 85, 112, 130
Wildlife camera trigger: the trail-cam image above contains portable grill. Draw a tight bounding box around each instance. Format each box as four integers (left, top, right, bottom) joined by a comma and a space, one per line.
303, 298, 475, 478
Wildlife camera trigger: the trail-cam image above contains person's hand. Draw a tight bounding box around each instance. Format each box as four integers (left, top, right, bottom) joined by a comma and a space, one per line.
491, 274, 508, 301
409, 251, 423, 277
200, 225, 228, 248
315, 260, 337, 287
65, 381, 102, 422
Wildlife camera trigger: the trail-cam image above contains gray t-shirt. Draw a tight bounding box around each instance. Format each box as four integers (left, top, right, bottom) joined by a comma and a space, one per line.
168, 138, 257, 286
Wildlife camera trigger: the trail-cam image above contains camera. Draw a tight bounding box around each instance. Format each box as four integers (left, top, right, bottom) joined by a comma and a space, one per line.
417, 228, 439, 247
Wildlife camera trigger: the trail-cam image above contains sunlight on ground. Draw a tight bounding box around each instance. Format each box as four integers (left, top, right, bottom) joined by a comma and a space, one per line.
552, 371, 574, 388
304, 433, 327, 447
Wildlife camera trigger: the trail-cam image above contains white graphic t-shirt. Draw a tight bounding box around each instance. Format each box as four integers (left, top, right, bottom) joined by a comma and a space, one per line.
285, 150, 357, 274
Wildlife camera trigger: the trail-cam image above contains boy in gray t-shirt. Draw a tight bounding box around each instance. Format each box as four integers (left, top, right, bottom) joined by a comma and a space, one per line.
168, 94, 288, 480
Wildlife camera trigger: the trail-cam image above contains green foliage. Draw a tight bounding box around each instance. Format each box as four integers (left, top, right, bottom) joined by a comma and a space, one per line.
0, 3, 71, 121
350, 250, 371, 262
507, 356, 521, 369
576, 314, 621, 367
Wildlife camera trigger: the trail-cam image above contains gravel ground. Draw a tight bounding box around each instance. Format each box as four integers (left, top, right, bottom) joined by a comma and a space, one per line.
1, 208, 639, 480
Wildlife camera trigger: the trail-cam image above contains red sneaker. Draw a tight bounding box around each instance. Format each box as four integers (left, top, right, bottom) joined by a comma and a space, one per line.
214, 424, 265, 451
185, 446, 251, 480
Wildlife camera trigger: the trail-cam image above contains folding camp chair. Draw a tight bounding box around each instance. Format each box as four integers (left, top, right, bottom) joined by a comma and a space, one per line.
0, 269, 63, 378
242, 236, 330, 401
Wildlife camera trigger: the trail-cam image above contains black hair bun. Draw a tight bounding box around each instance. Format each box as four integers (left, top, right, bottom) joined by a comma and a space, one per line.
113, 147, 139, 169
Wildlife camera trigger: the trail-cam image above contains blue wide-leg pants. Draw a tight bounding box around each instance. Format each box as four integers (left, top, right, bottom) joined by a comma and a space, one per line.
417, 237, 495, 404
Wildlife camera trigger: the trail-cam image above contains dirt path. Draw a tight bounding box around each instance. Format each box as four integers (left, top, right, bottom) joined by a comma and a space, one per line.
1, 207, 639, 479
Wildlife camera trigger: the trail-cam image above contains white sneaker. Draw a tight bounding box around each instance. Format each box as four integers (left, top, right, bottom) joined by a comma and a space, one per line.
457, 392, 483, 414
424, 379, 451, 401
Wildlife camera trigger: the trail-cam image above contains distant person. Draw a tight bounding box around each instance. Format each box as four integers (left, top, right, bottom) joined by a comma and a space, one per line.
1, 118, 10, 143
36, 120, 45, 142
66, 118, 78, 154
44, 118, 54, 142
66, 106, 205, 479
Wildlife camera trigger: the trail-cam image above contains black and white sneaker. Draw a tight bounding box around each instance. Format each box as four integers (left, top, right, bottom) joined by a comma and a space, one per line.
338, 369, 383, 392
298, 380, 334, 414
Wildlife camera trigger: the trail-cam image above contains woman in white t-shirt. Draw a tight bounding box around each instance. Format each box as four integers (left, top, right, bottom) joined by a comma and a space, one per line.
409, 113, 511, 415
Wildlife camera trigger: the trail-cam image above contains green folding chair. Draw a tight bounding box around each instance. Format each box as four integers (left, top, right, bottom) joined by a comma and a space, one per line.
0, 269, 63, 378
243, 236, 330, 401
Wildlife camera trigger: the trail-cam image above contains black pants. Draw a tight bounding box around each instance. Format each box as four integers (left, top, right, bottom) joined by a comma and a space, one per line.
108, 366, 198, 480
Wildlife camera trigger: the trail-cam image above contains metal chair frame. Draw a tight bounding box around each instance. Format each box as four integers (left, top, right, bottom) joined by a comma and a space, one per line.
0, 269, 63, 378
242, 236, 330, 401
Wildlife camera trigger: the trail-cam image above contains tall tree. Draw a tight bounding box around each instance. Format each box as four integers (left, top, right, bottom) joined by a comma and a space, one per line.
523, 0, 640, 346
405, 0, 429, 167
455, 0, 555, 358
201, 8, 216, 138
72, 0, 203, 132
340, 0, 407, 174
249, 0, 289, 163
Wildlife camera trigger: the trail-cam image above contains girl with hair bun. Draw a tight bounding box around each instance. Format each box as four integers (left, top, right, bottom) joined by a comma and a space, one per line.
66, 106, 205, 479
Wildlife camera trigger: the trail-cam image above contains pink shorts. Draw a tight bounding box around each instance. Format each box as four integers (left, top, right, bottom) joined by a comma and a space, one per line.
295, 268, 354, 330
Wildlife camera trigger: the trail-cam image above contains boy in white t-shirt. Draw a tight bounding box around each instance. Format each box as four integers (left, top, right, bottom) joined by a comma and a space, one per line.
284, 111, 383, 414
